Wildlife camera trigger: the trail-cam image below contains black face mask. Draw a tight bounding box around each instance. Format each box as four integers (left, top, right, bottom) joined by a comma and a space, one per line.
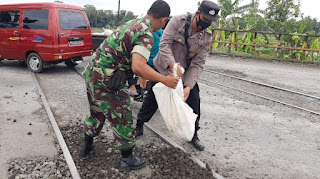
196, 15, 211, 30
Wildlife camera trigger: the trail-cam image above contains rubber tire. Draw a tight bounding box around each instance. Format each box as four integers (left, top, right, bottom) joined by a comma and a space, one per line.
27, 53, 44, 73
65, 59, 78, 68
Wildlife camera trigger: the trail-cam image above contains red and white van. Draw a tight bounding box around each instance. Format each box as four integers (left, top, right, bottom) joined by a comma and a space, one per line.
0, 2, 93, 72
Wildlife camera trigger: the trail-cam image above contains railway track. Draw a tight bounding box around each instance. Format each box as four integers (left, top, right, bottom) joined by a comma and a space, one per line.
4, 58, 319, 178
31, 67, 223, 179
30, 65, 318, 178
71, 68, 224, 178
201, 69, 320, 116
32, 73, 81, 179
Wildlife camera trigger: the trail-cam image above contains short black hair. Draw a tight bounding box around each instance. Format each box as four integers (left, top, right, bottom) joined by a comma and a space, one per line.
162, 16, 172, 29
147, 0, 170, 19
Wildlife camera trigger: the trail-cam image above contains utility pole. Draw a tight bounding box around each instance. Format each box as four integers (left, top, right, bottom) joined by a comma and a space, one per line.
117, 0, 120, 27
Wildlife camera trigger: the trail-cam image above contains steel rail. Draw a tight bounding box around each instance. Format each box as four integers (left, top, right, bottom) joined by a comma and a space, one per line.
203, 69, 320, 100
32, 73, 81, 179
73, 67, 225, 179
200, 78, 320, 116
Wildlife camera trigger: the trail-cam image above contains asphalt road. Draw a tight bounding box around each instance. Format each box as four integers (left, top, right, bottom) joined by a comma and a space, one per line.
77, 55, 320, 178
1, 55, 320, 178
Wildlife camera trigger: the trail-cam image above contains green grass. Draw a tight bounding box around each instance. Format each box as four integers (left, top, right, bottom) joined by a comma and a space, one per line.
267, 35, 278, 45
91, 27, 104, 33
258, 53, 276, 59
212, 46, 229, 53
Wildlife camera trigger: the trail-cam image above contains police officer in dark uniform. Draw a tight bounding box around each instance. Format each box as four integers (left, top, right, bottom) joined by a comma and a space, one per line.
135, 0, 220, 151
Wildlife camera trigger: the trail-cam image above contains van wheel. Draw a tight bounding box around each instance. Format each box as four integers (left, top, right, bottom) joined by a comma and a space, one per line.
65, 59, 78, 68
27, 53, 44, 73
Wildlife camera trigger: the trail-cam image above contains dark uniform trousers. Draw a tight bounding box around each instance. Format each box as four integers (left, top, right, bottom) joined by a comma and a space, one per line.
137, 80, 201, 134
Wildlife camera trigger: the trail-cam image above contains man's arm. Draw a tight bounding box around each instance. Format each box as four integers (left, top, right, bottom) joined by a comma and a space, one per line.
132, 53, 179, 89
182, 45, 209, 101
183, 43, 210, 89
155, 16, 179, 70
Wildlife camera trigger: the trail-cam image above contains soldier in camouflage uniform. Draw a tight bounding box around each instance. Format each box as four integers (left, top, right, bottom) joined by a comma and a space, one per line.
79, 0, 178, 171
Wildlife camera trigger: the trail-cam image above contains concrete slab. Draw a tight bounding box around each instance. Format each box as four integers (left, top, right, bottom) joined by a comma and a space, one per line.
0, 61, 57, 178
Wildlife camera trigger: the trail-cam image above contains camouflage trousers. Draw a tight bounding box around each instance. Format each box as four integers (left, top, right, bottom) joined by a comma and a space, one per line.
83, 64, 135, 150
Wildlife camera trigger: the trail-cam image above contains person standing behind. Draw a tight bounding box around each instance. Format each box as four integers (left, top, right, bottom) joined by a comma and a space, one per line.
128, 28, 163, 101
135, 0, 220, 151
137, 17, 172, 92
79, 0, 178, 171
148, 16, 171, 68
148, 29, 163, 66
129, 17, 172, 100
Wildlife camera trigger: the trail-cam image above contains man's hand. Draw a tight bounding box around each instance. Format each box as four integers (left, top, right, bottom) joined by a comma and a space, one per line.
169, 63, 183, 77
161, 76, 179, 89
138, 76, 147, 89
183, 86, 191, 101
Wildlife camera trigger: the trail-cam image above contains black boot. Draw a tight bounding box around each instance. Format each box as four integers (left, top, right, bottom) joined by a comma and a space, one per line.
190, 133, 205, 151
79, 133, 94, 158
119, 148, 146, 171
134, 122, 144, 137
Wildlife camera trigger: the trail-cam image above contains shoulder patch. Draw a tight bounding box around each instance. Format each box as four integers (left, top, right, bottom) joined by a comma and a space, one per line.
175, 14, 187, 21
204, 28, 212, 35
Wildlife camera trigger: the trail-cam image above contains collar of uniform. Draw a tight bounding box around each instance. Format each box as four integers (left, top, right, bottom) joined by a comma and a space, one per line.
143, 16, 153, 32
189, 13, 196, 37
204, 27, 212, 35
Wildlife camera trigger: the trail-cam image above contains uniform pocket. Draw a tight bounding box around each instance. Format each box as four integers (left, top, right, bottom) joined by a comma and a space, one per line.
173, 33, 185, 45
172, 34, 187, 61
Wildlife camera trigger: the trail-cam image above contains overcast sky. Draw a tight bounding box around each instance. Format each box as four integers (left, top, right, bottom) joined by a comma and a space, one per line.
1, 0, 320, 20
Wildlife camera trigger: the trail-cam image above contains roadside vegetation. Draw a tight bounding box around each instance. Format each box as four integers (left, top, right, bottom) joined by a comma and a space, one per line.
84, 4, 137, 31
84, 0, 320, 63
211, 0, 320, 63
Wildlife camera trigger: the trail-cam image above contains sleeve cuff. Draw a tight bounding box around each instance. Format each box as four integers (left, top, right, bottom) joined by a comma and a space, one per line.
184, 81, 195, 89
132, 45, 151, 60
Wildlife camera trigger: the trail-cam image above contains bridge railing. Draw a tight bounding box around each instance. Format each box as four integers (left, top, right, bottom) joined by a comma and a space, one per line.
210, 28, 320, 65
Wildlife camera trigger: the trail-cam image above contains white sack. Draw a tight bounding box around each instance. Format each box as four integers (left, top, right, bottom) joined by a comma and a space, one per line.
152, 64, 197, 141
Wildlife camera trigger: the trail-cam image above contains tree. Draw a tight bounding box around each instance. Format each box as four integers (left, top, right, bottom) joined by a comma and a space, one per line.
238, 0, 269, 31
84, 5, 98, 27
216, 0, 259, 29
309, 17, 320, 34
83, 5, 137, 29
121, 11, 136, 25
265, 0, 301, 32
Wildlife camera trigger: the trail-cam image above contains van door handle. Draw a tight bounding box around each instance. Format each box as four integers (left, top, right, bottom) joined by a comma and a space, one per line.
60, 32, 65, 36
14, 31, 18, 34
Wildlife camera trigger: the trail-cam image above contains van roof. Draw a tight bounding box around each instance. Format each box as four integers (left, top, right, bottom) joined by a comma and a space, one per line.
0, 2, 83, 10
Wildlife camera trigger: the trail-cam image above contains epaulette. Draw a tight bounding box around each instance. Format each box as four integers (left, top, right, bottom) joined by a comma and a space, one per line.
175, 14, 188, 21
204, 28, 212, 35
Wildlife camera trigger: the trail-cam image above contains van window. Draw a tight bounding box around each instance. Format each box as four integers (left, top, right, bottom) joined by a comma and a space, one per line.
23, 10, 48, 30
59, 10, 87, 30
0, 11, 20, 29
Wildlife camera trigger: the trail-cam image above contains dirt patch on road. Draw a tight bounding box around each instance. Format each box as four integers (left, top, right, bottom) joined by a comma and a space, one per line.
207, 68, 247, 78
61, 123, 215, 179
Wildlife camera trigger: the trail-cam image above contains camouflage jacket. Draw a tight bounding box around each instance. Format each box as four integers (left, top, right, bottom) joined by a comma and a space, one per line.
90, 17, 155, 79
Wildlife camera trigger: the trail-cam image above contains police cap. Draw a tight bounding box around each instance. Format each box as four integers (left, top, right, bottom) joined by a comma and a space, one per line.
198, 0, 220, 21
